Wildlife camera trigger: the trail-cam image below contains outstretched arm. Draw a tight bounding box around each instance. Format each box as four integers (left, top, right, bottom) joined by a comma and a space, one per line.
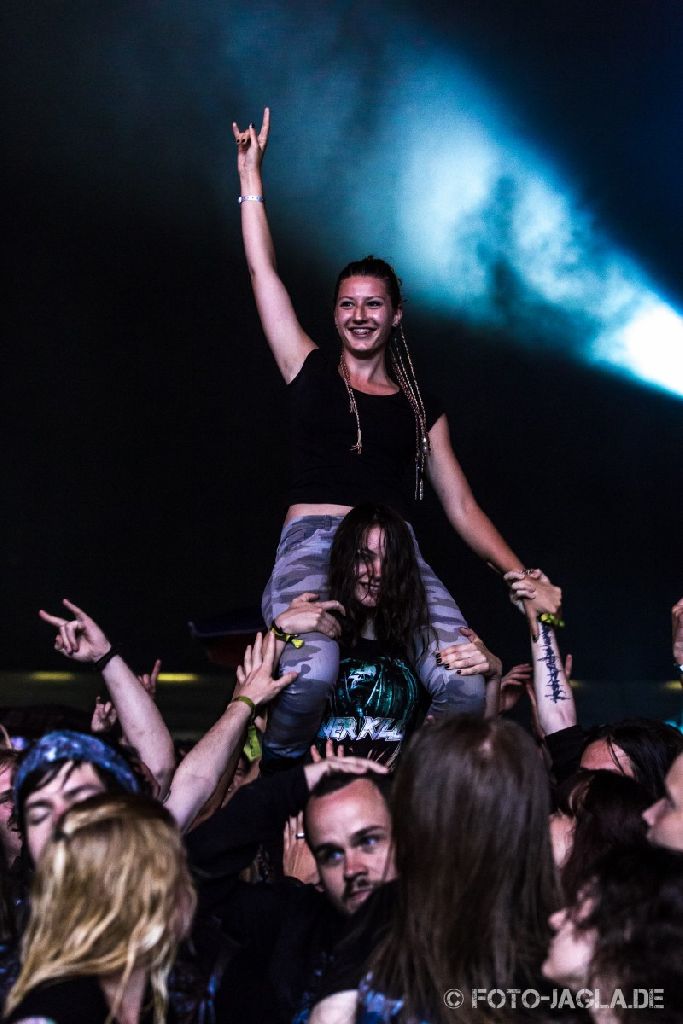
39, 600, 175, 796
426, 414, 561, 635
427, 414, 523, 572
165, 630, 297, 831
233, 107, 316, 382
507, 573, 577, 736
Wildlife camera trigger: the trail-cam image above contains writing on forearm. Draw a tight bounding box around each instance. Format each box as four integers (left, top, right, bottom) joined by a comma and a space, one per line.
538, 622, 570, 705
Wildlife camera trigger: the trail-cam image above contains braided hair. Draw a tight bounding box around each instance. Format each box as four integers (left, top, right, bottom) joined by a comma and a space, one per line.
334, 257, 431, 499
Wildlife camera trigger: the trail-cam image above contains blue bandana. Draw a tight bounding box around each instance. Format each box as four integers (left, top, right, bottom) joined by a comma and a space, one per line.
14, 729, 140, 804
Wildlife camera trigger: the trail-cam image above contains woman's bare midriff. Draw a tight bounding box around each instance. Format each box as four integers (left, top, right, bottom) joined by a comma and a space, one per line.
285, 502, 353, 524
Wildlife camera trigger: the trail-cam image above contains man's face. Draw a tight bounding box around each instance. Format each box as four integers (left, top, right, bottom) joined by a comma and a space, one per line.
23, 760, 106, 863
643, 753, 683, 851
0, 762, 21, 864
306, 778, 395, 916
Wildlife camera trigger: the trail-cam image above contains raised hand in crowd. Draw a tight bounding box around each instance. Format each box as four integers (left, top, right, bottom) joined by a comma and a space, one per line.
165, 631, 298, 832
90, 696, 117, 735
283, 810, 319, 886
672, 597, 683, 680
39, 598, 111, 662
233, 630, 299, 708
138, 657, 162, 698
39, 599, 175, 796
504, 572, 576, 738
498, 651, 572, 716
504, 567, 562, 640
233, 106, 269, 177
498, 662, 533, 713
91, 658, 163, 735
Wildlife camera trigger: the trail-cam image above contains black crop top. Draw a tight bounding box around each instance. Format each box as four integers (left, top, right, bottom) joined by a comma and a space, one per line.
286, 349, 442, 520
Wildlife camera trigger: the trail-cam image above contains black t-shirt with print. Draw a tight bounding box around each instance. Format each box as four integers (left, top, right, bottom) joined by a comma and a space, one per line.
315, 638, 425, 767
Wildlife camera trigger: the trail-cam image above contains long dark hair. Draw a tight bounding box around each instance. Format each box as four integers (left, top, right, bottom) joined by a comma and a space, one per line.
371, 716, 558, 1023
328, 504, 431, 659
582, 718, 683, 802
556, 769, 649, 905
576, 844, 683, 1022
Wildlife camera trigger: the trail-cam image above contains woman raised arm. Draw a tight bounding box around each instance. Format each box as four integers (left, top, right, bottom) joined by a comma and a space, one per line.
232, 108, 562, 768
232, 107, 316, 382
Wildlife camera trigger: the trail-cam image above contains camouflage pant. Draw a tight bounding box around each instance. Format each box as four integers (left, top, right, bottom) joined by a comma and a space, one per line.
262, 515, 485, 757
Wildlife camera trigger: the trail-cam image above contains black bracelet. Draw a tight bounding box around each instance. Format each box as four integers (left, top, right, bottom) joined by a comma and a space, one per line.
93, 645, 122, 672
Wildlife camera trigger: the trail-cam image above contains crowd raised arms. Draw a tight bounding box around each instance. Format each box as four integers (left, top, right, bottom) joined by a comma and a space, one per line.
0, 581, 680, 1023
0, 103, 681, 1024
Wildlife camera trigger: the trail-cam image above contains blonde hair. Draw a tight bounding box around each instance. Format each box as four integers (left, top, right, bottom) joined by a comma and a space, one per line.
6, 793, 196, 1024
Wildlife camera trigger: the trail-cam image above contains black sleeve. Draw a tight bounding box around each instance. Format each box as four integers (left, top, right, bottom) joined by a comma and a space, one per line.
546, 724, 584, 785
185, 766, 309, 876
4, 977, 108, 1024
317, 881, 396, 1000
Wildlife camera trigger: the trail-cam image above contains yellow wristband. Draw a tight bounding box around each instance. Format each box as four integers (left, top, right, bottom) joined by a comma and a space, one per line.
270, 622, 305, 649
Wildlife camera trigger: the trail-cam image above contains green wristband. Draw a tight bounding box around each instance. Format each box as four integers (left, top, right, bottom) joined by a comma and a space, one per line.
231, 695, 256, 719
538, 612, 565, 629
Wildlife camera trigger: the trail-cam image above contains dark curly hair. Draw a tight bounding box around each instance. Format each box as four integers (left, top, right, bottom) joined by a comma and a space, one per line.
574, 844, 683, 1021
328, 503, 431, 659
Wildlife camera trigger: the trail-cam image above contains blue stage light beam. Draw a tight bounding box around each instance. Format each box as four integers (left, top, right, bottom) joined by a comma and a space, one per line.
32, 2, 680, 397
353, 51, 683, 400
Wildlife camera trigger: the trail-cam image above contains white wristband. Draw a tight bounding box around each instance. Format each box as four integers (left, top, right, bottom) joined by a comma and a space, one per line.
238, 194, 264, 204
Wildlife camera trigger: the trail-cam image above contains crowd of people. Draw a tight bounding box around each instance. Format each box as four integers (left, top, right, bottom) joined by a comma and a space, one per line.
1, 523, 681, 1023
2, 108, 682, 1022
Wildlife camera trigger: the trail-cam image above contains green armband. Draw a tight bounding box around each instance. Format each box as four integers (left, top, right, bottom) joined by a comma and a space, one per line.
243, 724, 262, 763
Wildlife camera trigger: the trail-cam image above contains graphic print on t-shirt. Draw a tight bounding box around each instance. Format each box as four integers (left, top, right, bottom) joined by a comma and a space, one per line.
316, 638, 422, 767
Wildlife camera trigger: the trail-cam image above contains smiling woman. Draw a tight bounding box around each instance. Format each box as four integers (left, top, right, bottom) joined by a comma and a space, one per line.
232, 108, 562, 765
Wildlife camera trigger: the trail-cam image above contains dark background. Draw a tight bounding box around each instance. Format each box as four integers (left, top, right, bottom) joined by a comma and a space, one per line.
3, 1, 682, 702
